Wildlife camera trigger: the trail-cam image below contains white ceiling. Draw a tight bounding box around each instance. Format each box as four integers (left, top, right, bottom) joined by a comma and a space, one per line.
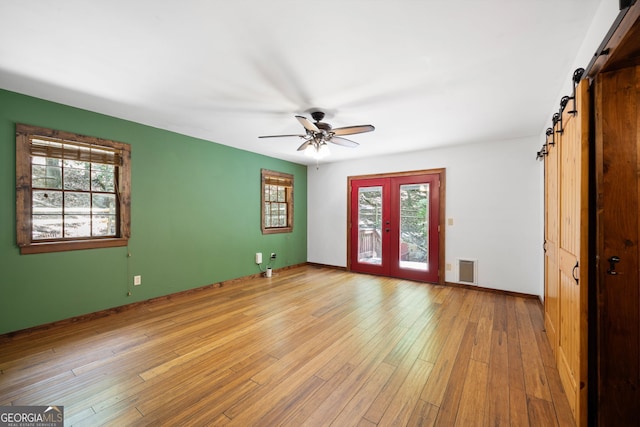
0, 0, 602, 165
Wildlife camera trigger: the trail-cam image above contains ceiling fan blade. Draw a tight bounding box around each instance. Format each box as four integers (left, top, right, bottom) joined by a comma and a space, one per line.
329, 136, 360, 148
332, 124, 375, 136
296, 115, 319, 132
297, 140, 312, 151
258, 134, 305, 139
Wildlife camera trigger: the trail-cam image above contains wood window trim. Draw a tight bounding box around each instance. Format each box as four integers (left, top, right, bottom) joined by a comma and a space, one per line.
16, 124, 131, 254
261, 169, 293, 234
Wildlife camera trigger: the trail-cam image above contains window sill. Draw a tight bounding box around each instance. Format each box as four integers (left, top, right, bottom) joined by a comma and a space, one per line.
19, 238, 128, 254
261, 227, 293, 235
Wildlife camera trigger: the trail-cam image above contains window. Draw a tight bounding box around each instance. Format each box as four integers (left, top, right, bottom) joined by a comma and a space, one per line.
16, 124, 131, 254
261, 169, 293, 234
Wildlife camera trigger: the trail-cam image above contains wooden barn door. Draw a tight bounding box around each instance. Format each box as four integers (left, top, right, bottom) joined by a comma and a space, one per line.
544, 79, 589, 426
595, 65, 640, 426
557, 79, 589, 426
544, 120, 560, 358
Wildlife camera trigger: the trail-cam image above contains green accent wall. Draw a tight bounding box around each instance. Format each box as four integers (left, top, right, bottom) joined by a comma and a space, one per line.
0, 89, 307, 335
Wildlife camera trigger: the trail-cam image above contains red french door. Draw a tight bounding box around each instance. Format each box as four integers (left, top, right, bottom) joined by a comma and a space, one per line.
349, 172, 441, 283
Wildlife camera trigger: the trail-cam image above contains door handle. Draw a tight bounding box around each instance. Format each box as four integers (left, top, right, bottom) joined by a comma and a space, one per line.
607, 256, 620, 275
572, 261, 579, 285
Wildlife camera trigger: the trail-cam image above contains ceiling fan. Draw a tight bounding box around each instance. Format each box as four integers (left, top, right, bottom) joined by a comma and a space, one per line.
259, 111, 375, 159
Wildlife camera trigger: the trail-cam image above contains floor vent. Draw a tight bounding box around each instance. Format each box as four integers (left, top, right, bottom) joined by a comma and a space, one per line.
458, 259, 477, 284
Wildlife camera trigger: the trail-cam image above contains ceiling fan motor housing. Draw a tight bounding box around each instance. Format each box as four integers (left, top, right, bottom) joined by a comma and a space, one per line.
310, 111, 332, 131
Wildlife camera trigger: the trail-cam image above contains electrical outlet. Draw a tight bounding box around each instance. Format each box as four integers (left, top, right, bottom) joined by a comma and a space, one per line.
270, 253, 276, 259
134, 275, 142, 286
446, 263, 452, 271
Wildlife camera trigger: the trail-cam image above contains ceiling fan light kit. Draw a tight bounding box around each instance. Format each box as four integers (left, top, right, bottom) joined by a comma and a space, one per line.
303, 142, 330, 160
259, 110, 375, 161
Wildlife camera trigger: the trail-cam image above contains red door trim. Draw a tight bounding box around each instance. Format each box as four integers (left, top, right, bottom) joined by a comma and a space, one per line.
347, 169, 445, 284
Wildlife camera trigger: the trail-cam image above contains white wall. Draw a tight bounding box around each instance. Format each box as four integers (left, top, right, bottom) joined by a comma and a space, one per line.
307, 0, 622, 298
307, 135, 542, 296
539, 0, 619, 132
534, 0, 622, 297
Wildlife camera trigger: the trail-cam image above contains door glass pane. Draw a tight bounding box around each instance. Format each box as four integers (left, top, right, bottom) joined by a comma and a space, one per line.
399, 183, 429, 271
358, 186, 383, 265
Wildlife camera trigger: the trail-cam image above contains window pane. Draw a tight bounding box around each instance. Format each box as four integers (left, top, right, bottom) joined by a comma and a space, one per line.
64, 166, 90, 191
63, 159, 89, 170
32, 165, 47, 187
93, 215, 117, 236
33, 164, 62, 189
64, 192, 91, 215
358, 186, 383, 265
31, 165, 62, 189
32, 156, 61, 167
33, 190, 62, 215
91, 164, 115, 192
399, 183, 429, 271
33, 215, 62, 239
277, 186, 285, 202
33, 157, 62, 189
64, 215, 91, 237
93, 193, 116, 215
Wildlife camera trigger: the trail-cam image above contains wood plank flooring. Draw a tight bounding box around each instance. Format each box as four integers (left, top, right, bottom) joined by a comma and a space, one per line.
0, 266, 574, 426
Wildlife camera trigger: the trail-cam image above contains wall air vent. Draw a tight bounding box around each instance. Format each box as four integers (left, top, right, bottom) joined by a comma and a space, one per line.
458, 259, 478, 285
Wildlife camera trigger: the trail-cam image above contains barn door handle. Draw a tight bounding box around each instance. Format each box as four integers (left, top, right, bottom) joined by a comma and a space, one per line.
607, 256, 620, 275
572, 261, 579, 284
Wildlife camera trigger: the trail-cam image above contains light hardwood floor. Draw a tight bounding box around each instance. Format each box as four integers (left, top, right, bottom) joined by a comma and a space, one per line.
0, 266, 574, 426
